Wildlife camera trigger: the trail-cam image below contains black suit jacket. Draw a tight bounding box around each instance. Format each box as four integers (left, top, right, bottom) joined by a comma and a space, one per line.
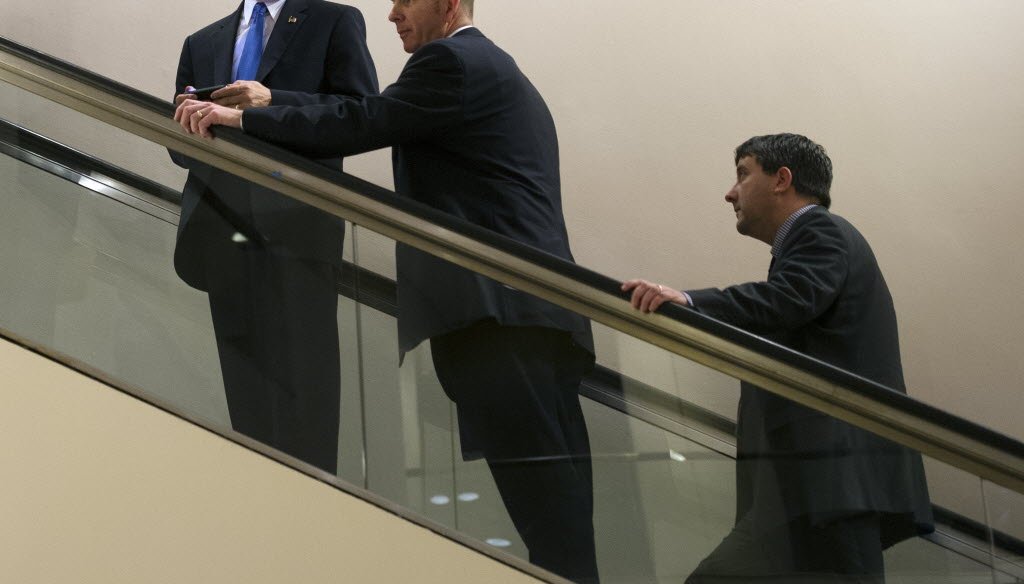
171, 0, 378, 289
243, 28, 593, 355
688, 206, 932, 546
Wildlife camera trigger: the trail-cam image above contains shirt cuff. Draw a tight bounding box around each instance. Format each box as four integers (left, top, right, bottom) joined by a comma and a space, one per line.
682, 291, 693, 307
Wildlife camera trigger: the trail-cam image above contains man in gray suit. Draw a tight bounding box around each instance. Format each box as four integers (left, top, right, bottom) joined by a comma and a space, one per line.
624, 134, 932, 582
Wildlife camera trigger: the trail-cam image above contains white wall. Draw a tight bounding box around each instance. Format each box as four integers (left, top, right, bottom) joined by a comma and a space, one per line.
2, 0, 1022, 444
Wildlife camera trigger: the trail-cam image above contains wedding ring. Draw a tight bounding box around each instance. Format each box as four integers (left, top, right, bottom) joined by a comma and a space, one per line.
197, 111, 204, 119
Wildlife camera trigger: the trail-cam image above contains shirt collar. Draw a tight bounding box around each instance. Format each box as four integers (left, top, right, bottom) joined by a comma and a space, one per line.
448, 25, 476, 38
771, 204, 819, 257
243, 0, 285, 24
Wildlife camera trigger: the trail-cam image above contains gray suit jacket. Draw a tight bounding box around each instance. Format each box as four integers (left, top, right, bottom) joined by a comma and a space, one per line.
688, 206, 933, 546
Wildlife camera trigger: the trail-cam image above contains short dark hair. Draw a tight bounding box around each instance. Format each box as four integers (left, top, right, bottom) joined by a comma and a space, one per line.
734, 134, 832, 208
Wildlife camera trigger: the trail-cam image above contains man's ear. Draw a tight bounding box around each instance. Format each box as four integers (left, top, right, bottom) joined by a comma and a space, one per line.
446, 0, 461, 22
774, 166, 794, 193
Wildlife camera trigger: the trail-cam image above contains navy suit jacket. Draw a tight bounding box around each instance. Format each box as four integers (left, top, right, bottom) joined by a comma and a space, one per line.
688, 206, 932, 546
243, 28, 593, 355
171, 0, 378, 289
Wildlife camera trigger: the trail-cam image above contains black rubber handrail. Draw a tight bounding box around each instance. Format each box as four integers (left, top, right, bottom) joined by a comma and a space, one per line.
2, 35, 1022, 472
4, 114, 1024, 564
0, 117, 182, 204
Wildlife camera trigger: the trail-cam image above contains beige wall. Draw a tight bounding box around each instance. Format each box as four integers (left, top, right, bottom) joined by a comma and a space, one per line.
2, 1, 1022, 443
0, 337, 541, 583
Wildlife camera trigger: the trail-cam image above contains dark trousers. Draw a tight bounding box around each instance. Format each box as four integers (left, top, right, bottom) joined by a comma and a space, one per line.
207, 243, 341, 474
430, 320, 599, 584
686, 512, 884, 584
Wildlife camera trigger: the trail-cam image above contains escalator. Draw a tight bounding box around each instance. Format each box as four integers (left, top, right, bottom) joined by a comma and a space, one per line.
2, 37, 1023, 583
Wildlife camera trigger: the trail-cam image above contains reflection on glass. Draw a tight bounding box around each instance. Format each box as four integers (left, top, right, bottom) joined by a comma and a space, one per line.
0, 128, 224, 424
0, 81, 186, 191
0, 94, 365, 480
351, 225, 605, 580
186, 200, 344, 474
685, 408, 933, 582
887, 458, 1006, 583
346, 222, 1024, 583
983, 481, 1024, 583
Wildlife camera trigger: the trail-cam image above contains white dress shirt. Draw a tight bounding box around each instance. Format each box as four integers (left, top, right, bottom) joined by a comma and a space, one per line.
447, 25, 475, 38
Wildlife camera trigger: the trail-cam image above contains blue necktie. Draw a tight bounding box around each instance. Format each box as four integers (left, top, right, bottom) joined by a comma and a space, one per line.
235, 3, 267, 81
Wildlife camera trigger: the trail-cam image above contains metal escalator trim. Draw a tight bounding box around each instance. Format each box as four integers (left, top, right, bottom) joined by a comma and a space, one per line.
2, 40, 1023, 496
580, 377, 737, 459
0, 117, 183, 206
6, 50, 1024, 574
0, 115, 736, 456
0, 138, 179, 225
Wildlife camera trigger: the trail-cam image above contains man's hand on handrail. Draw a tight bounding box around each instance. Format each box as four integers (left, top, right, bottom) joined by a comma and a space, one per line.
622, 279, 689, 313
173, 99, 242, 138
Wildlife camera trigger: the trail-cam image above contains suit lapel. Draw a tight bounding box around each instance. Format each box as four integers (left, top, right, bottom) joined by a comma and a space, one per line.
256, 0, 308, 82
213, 4, 244, 84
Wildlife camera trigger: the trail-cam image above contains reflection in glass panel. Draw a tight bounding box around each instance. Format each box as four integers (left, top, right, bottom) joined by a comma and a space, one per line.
883, 458, 994, 583
0, 94, 365, 483
0, 134, 224, 425
348, 226, 687, 580
592, 321, 740, 425
348, 219, 1024, 583
0, 80, 187, 192
982, 480, 1024, 583
337, 258, 368, 488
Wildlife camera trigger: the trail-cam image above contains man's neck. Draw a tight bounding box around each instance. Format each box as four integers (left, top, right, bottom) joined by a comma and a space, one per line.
449, 12, 473, 31
765, 199, 819, 249
765, 199, 819, 247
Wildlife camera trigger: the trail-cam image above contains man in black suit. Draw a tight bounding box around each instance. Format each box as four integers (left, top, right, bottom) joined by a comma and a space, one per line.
177, 0, 598, 581
624, 134, 932, 582
169, 0, 378, 474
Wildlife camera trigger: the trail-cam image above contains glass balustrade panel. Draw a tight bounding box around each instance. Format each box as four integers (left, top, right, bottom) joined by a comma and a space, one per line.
0, 79, 366, 485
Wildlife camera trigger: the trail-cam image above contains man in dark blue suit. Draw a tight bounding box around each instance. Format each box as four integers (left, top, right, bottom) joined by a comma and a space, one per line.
178, 1, 598, 580
170, 0, 378, 474
624, 134, 932, 582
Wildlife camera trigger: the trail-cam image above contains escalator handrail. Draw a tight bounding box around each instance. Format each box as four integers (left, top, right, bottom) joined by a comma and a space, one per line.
6, 117, 1024, 571
2, 35, 1023, 495
10, 121, 1024, 584
0, 118, 182, 205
